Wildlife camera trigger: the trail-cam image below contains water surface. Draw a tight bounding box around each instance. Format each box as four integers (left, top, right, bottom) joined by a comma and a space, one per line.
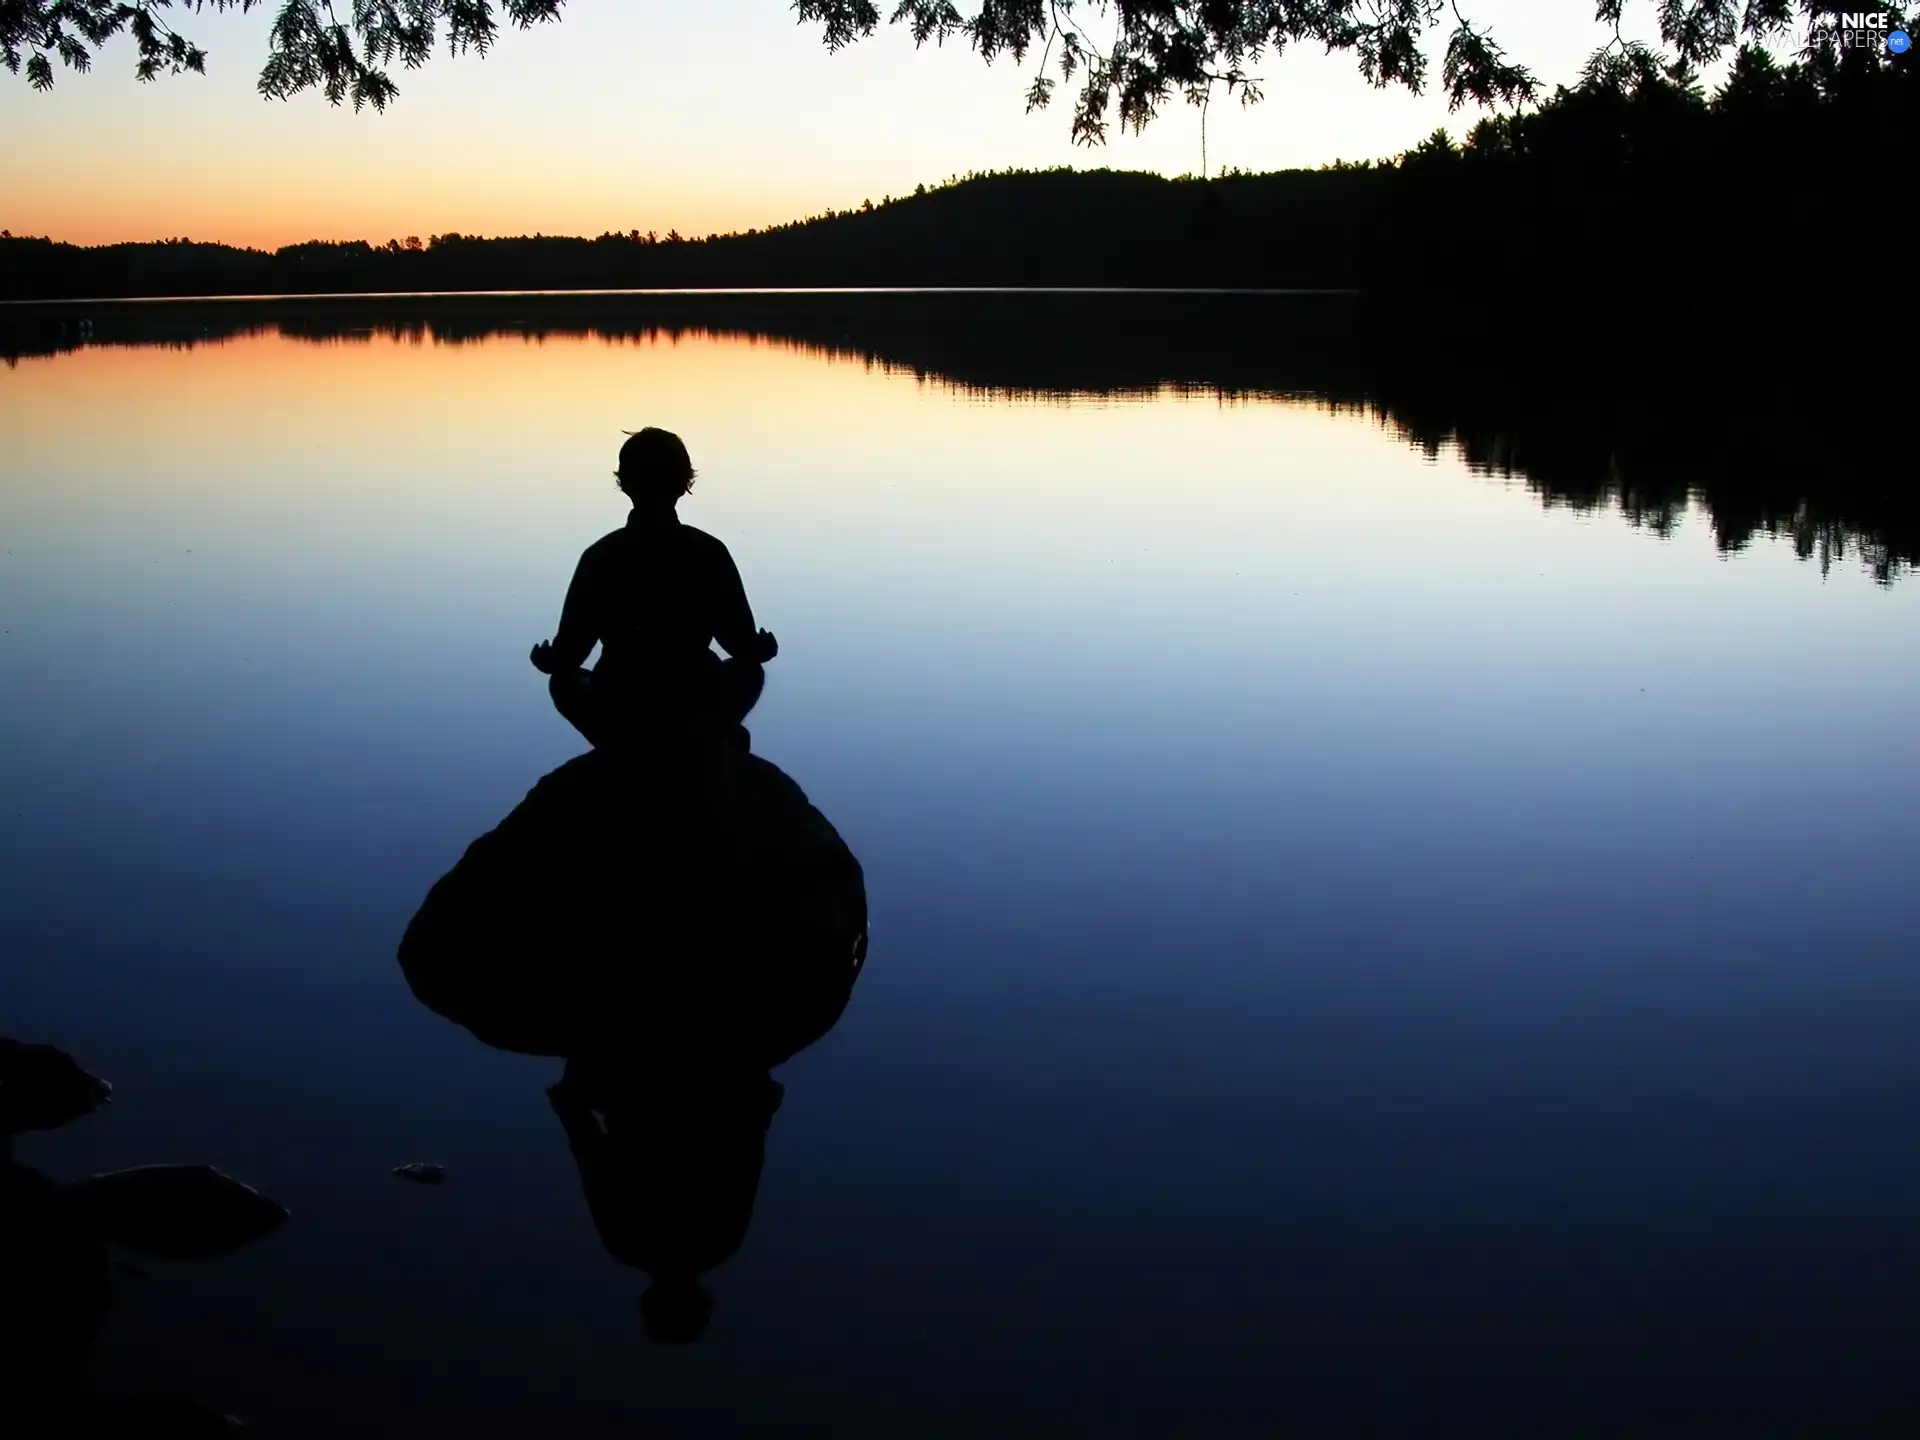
2, 301, 1915, 1436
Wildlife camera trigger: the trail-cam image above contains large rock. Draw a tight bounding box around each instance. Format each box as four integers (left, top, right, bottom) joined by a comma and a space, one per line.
60, 1165, 289, 1260
397, 746, 868, 1067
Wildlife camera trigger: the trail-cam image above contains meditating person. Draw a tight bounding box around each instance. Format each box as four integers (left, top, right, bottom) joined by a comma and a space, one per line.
530, 428, 778, 750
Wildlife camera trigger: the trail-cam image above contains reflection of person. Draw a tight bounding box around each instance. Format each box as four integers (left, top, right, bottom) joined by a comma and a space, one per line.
547, 1061, 784, 1345
530, 428, 779, 750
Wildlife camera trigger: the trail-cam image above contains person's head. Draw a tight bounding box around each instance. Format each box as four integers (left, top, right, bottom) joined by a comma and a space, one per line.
640, 1273, 714, 1345
615, 428, 696, 508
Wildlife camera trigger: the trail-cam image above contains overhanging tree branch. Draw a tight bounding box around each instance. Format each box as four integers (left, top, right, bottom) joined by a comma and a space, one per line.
2, 0, 1906, 122
0, 0, 563, 108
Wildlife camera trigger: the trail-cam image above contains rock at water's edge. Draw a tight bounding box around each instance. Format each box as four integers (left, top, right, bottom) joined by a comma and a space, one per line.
397, 747, 867, 1066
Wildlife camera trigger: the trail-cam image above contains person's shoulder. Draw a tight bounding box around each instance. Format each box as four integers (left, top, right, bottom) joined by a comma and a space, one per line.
676, 523, 734, 558
580, 528, 629, 560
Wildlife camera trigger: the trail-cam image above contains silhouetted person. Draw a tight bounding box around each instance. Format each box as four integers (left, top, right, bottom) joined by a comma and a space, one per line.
530, 428, 778, 751
546, 1059, 784, 1345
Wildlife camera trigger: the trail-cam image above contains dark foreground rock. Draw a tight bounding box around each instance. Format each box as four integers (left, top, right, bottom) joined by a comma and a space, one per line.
1, 1039, 284, 1429
62, 1166, 289, 1260
0, 1038, 113, 1137
397, 745, 868, 1067
0, 1158, 111, 1408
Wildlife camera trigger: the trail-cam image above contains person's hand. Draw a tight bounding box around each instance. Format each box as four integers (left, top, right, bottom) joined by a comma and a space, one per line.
529, 640, 557, 675
753, 628, 779, 663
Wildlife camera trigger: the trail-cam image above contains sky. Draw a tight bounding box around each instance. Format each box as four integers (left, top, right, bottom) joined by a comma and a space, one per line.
2, 1, 1715, 249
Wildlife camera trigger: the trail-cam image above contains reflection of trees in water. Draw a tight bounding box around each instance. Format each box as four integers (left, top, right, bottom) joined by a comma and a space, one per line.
6, 294, 1907, 583
1378, 434, 1885, 583
1384, 401, 1909, 585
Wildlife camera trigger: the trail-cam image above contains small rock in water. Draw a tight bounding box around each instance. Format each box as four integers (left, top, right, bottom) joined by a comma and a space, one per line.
392, 1162, 447, 1184
0, 1036, 113, 1135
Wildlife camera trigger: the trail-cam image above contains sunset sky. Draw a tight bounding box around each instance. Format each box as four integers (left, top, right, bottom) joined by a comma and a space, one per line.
3, 2, 1721, 249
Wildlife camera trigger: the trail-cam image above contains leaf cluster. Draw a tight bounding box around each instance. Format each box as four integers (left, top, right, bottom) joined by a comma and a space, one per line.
1, 0, 563, 108
791, 1, 1551, 144
257, 0, 562, 110
2, 0, 228, 88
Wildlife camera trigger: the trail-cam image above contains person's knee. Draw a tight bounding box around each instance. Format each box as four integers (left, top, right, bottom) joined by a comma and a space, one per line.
720, 660, 766, 722
548, 668, 599, 738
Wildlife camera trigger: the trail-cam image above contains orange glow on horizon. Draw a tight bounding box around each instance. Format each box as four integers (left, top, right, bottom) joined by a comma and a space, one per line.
3, 180, 844, 252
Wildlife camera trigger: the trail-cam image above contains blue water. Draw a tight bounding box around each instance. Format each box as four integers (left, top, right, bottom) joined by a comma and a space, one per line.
2, 315, 1915, 1435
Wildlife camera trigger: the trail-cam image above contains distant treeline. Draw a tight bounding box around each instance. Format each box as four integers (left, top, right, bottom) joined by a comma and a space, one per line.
2, 291, 1907, 583
1, 44, 1909, 310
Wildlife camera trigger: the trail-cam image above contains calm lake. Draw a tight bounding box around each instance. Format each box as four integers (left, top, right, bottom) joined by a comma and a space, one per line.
2, 294, 1915, 1436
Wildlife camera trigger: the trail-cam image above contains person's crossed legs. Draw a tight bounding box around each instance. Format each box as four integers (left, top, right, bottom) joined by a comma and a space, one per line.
547, 667, 614, 750
548, 659, 766, 751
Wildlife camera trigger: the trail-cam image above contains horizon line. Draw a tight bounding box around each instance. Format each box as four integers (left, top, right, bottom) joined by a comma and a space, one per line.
2, 286, 1365, 310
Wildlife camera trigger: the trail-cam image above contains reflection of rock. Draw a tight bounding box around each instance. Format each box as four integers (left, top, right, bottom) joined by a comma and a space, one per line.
398, 747, 868, 1067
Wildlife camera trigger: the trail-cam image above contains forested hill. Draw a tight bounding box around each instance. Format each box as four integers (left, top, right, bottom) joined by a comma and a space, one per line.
4, 167, 1373, 298
2, 44, 1908, 307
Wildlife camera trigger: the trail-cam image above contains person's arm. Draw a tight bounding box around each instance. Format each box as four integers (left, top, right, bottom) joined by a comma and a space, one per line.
711, 546, 777, 664
531, 550, 599, 674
